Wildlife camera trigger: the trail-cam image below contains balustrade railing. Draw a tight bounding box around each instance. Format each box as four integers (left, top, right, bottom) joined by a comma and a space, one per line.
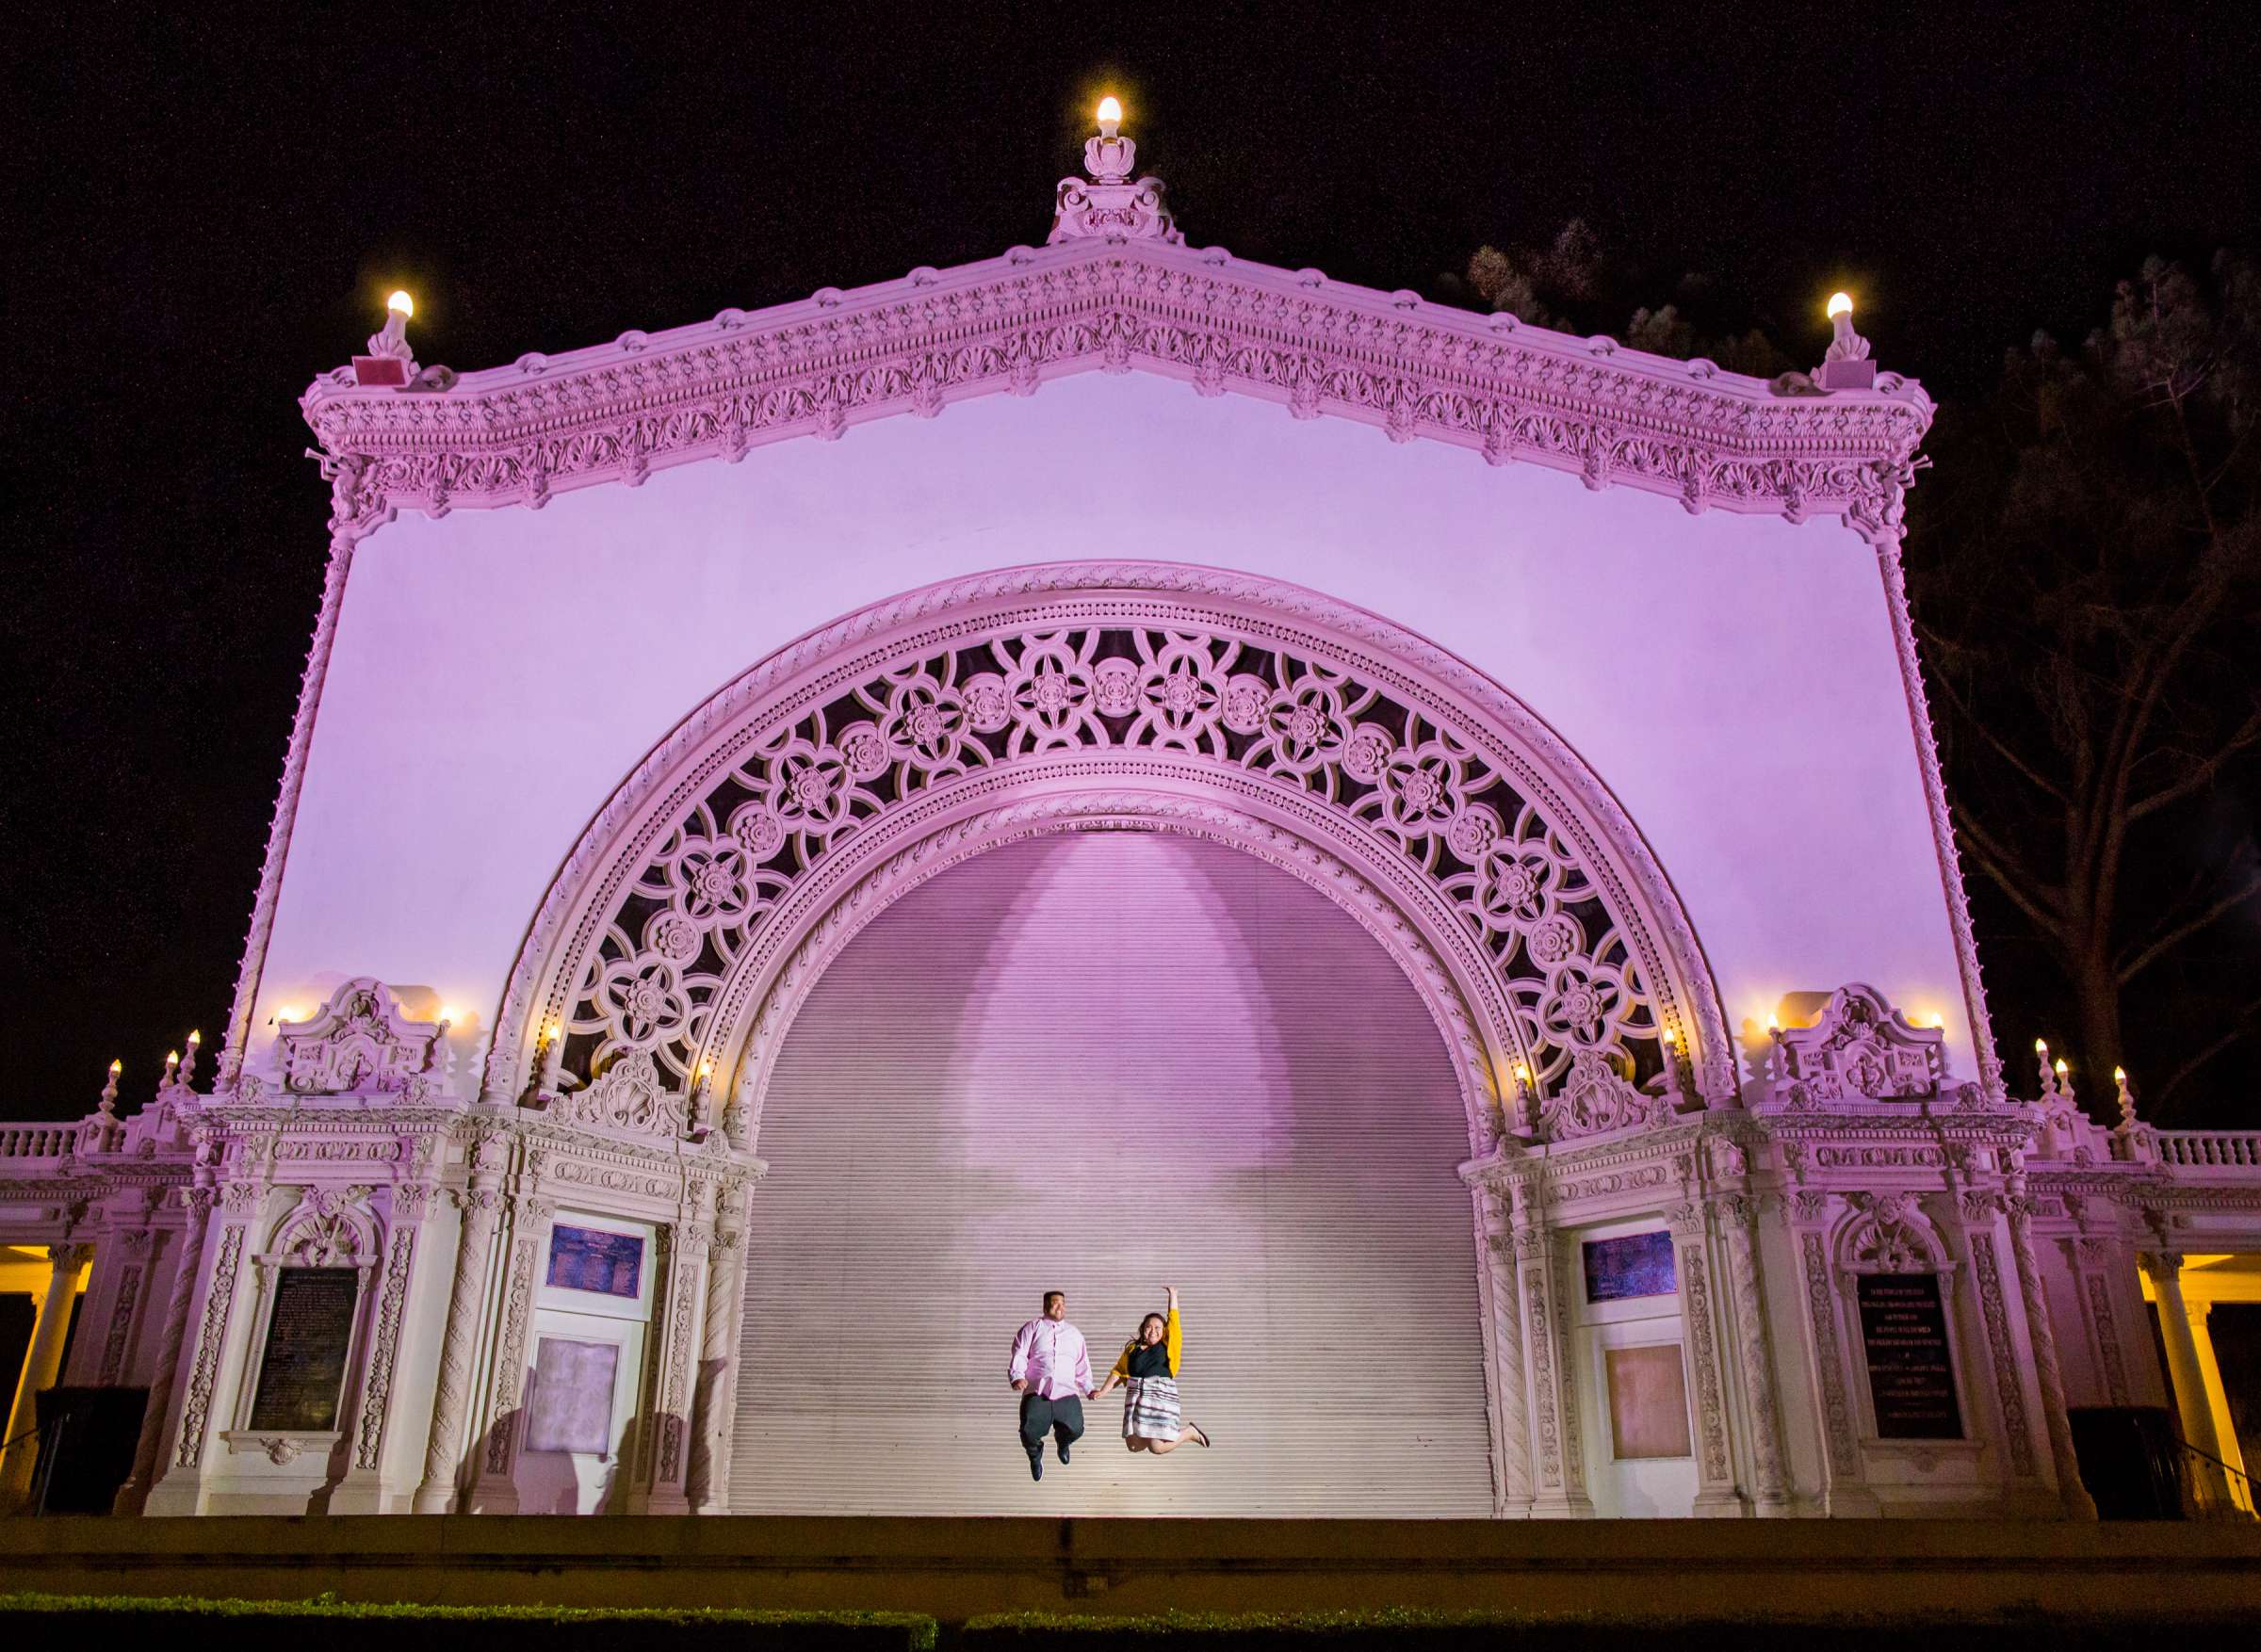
0, 1124, 80, 1160
2155, 1130, 2261, 1170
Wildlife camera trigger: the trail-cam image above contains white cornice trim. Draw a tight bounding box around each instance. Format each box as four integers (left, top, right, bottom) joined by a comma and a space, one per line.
302, 236, 1933, 541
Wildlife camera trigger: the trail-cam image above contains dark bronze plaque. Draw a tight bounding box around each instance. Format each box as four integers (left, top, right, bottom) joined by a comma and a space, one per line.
248, 1266, 358, 1432
1857, 1271, 1963, 1439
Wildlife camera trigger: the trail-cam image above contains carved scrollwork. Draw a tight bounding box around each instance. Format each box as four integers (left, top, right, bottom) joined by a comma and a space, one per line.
275, 978, 445, 1096
1765, 983, 1949, 1108
539, 608, 1681, 1142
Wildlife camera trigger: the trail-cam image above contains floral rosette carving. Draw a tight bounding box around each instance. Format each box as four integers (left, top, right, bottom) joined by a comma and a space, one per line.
556, 617, 1671, 1132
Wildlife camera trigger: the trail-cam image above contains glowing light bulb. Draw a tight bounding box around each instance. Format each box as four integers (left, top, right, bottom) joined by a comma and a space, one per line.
1098, 96, 1122, 125
1765, 1013, 1780, 1032
1513, 1062, 1531, 1084
2055, 1058, 2069, 1077
438, 1005, 459, 1026
108, 1059, 122, 1075
1827, 291, 1853, 319
2113, 1066, 2126, 1083
387, 290, 415, 317
1660, 1026, 1678, 1046
165, 1050, 179, 1069
187, 1028, 201, 1045
2035, 1038, 2048, 1054
545, 1021, 565, 1046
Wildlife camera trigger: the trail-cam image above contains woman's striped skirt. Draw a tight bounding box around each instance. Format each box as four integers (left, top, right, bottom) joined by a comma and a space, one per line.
1123, 1374, 1183, 1441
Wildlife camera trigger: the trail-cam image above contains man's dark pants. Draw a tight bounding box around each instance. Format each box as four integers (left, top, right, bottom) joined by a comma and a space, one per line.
1019, 1392, 1084, 1462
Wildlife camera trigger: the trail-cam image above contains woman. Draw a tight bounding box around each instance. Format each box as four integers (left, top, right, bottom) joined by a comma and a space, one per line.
1092, 1285, 1212, 1453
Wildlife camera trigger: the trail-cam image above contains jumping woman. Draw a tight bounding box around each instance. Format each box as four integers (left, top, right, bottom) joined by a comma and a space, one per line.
1092, 1285, 1212, 1453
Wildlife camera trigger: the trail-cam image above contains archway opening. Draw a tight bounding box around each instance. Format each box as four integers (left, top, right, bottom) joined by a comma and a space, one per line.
727, 829, 1495, 1515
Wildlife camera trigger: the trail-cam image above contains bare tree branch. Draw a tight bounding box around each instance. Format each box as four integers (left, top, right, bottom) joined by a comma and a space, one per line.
2126, 705, 2261, 821
1912, 639, 2073, 804
1949, 802, 2070, 936
2117, 862, 2261, 986
2154, 995, 2261, 1113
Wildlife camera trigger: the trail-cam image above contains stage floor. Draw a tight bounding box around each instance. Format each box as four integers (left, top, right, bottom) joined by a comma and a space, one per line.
6, 1515, 2260, 1621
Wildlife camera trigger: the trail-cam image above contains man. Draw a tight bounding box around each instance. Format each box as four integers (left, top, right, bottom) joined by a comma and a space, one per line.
1007, 1288, 1093, 1482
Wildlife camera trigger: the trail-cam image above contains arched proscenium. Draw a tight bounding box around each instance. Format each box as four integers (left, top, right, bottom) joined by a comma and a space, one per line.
486, 567, 1729, 1144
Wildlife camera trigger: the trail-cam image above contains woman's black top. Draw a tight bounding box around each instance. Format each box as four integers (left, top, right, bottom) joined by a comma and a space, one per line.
1125, 1339, 1173, 1379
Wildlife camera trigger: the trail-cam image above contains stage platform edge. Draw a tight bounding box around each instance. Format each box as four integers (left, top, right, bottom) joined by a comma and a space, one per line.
5, 1515, 2259, 1621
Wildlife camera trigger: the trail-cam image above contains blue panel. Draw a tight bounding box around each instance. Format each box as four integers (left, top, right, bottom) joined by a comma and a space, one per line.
1582, 1230, 1678, 1303
546, 1223, 644, 1299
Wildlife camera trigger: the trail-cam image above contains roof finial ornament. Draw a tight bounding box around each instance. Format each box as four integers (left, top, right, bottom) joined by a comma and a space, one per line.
1049, 94, 1184, 246
1814, 292, 1877, 390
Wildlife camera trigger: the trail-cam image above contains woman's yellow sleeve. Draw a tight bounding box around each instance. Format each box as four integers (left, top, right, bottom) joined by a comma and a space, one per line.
1166, 1307, 1182, 1376
1111, 1341, 1133, 1381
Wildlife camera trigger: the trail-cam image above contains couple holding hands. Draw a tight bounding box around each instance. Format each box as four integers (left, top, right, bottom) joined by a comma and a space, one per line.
1006, 1284, 1213, 1481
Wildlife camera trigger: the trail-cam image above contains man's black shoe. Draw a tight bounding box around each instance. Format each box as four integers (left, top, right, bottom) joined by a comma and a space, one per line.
1058, 1441, 1070, 1466
1028, 1453, 1043, 1482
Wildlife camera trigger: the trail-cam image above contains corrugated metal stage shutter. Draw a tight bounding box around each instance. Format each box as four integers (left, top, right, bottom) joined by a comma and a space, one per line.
729, 831, 1493, 1515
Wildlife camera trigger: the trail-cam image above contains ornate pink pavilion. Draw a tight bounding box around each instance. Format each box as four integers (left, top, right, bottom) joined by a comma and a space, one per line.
3, 105, 2256, 1524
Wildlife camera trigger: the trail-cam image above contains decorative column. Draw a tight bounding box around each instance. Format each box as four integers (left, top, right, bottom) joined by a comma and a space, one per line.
1950, 1190, 2042, 1495
116, 1152, 218, 1514
462, 1178, 552, 1514
143, 1180, 259, 1514
1512, 1179, 1591, 1517
2183, 1303, 2255, 1516
333, 1179, 433, 1514
2003, 1181, 2099, 1520
93, 1227, 158, 1386
1474, 1187, 1532, 1517
690, 1179, 753, 1514
1719, 1193, 1791, 1514
634, 1181, 713, 1515
0, 1243, 91, 1512
2143, 1252, 2240, 1516
2071, 1238, 2134, 1408
412, 1131, 506, 1513
1786, 1190, 1878, 1515
1667, 1204, 1742, 1515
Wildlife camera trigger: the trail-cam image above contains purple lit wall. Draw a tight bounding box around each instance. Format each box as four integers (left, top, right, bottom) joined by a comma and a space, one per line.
252, 371, 1976, 1084
731, 831, 1494, 1515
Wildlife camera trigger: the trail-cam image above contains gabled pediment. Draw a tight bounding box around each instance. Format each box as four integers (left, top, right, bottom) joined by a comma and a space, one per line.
303, 135, 1931, 547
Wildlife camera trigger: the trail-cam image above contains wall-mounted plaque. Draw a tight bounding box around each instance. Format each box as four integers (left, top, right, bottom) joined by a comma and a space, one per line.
526, 1336, 619, 1455
248, 1266, 359, 1432
546, 1223, 643, 1299
1583, 1230, 1678, 1303
1857, 1272, 1963, 1439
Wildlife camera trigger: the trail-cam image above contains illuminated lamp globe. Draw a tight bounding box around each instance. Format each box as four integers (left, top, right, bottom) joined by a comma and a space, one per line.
1826, 291, 1853, 319
1097, 96, 1121, 125
387, 290, 415, 318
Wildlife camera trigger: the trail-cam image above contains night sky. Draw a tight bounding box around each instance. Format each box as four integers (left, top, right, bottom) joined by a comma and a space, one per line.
10, 4, 2259, 1121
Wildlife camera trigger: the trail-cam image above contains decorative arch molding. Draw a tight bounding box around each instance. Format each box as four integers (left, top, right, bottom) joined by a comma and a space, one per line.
730, 791, 1500, 1150
483, 565, 1732, 1145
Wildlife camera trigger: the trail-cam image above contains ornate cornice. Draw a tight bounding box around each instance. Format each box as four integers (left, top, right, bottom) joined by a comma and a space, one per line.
302, 238, 1931, 541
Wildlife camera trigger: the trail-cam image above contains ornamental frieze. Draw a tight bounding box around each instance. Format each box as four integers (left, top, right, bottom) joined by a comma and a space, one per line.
302, 244, 1930, 544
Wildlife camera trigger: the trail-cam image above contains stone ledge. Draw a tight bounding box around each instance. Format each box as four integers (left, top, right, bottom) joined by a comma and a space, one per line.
6, 1517, 2259, 1621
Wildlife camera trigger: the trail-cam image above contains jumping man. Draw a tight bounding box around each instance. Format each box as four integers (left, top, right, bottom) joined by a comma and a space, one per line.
1007, 1289, 1093, 1482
